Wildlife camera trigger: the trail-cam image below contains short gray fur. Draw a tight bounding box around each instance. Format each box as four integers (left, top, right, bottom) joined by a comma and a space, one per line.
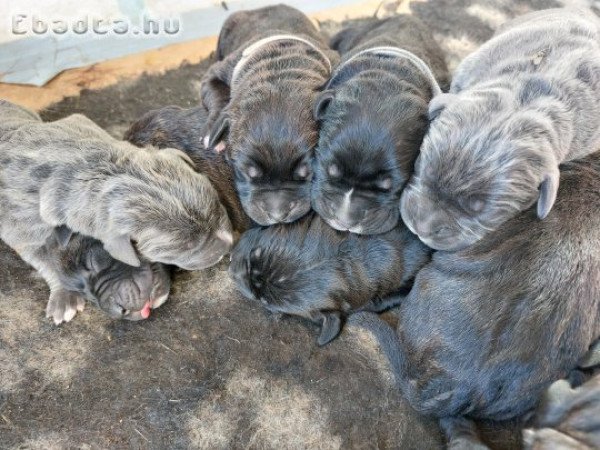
401, 8, 600, 251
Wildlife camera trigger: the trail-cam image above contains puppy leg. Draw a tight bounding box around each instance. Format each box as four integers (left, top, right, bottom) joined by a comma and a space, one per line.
356, 293, 407, 313
440, 417, 490, 450
26, 250, 87, 324
309, 310, 343, 346
46, 289, 85, 325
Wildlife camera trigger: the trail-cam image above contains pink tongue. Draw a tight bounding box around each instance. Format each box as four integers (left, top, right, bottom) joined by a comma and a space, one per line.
141, 302, 152, 319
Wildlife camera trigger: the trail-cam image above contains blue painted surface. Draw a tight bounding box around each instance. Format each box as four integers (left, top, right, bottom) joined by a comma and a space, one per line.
0, 0, 356, 86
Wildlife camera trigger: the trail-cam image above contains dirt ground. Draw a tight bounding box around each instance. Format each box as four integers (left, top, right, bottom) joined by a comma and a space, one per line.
0, 0, 589, 448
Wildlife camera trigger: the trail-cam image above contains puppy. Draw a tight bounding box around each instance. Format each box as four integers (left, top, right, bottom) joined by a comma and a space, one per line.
351, 152, 600, 445
41, 229, 171, 324
124, 105, 252, 233
229, 213, 430, 345
201, 5, 339, 225
523, 374, 600, 450
401, 8, 600, 251
0, 100, 233, 272
312, 16, 449, 235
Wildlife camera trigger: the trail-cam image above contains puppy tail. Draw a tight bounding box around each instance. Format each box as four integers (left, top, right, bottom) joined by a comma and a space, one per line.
348, 311, 407, 387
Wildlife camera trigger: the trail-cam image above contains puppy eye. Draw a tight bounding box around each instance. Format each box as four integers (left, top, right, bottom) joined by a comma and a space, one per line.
462, 195, 485, 213
295, 163, 310, 179
247, 166, 261, 179
376, 178, 393, 191
328, 164, 340, 178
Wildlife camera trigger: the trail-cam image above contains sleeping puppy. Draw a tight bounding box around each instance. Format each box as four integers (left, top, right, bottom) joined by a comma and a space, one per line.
523, 373, 600, 450
124, 105, 252, 234
201, 4, 339, 225
0, 100, 233, 272
401, 8, 600, 251
41, 229, 171, 324
351, 152, 600, 447
312, 16, 449, 235
229, 213, 430, 345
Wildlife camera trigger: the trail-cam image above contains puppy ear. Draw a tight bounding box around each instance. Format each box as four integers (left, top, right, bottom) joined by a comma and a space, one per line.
208, 113, 230, 151
428, 93, 457, 121
314, 91, 335, 121
312, 310, 343, 346
103, 235, 141, 267
579, 340, 600, 369
53, 225, 74, 248
537, 167, 560, 219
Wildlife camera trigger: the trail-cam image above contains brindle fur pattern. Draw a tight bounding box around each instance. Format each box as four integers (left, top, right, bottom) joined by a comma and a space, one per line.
201, 5, 340, 226
312, 15, 450, 235
230, 213, 430, 345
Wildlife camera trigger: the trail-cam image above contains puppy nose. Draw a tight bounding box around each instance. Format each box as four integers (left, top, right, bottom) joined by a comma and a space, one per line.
269, 210, 289, 222
266, 200, 297, 222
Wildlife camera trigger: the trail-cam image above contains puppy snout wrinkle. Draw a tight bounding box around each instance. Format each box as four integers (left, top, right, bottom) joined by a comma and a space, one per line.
264, 198, 298, 222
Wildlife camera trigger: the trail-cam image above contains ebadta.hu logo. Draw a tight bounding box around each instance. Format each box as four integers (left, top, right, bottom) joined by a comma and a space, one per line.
12, 15, 180, 36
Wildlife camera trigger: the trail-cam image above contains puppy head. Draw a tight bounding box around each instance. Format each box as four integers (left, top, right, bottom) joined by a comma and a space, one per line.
312, 89, 427, 234
56, 233, 171, 320
229, 217, 343, 345
209, 89, 316, 225
110, 148, 234, 270
401, 91, 560, 251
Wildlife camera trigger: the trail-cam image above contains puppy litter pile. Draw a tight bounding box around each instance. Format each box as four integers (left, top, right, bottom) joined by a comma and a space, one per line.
0, 0, 576, 448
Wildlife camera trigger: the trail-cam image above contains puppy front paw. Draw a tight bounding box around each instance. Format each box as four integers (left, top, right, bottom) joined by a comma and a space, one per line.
46, 289, 85, 325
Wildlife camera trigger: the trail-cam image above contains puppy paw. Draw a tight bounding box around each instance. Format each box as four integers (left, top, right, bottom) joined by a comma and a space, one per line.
46, 289, 85, 325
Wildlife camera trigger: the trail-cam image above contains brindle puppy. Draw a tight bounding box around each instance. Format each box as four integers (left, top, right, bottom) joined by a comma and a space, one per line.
201, 4, 339, 225
124, 105, 251, 234
401, 8, 600, 251
523, 374, 600, 450
312, 16, 449, 234
229, 213, 430, 345
0, 100, 233, 272
350, 152, 600, 445
42, 229, 171, 324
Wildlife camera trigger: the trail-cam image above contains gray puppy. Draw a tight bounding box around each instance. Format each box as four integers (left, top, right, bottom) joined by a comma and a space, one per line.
0, 100, 233, 272
523, 373, 600, 450
229, 213, 430, 345
352, 152, 600, 447
124, 105, 252, 234
42, 230, 171, 324
312, 16, 449, 234
201, 5, 339, 225
401, 8, 600, 251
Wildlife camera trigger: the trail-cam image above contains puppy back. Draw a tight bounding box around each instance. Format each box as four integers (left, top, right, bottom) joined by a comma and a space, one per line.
216, 4, 326, 59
